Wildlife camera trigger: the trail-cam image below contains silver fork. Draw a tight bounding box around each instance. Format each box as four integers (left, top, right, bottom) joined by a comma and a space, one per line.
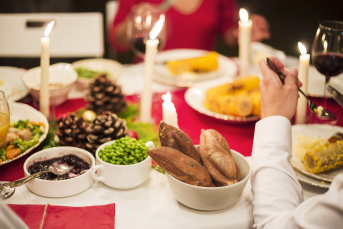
266, 58, 336, 121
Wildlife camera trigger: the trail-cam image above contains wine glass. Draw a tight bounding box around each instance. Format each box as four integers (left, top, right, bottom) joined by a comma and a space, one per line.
0, 90, 10, 148
311, 21, 343, 118
128, 3, 166, 58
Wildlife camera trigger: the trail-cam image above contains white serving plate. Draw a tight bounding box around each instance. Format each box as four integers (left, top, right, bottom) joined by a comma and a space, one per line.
72, 58, 123, 89
153, 49, 238, 87
185, 76, 260, 124
0, 66, 28, 101
291, 124, 343, 183
0, 102, 49, 166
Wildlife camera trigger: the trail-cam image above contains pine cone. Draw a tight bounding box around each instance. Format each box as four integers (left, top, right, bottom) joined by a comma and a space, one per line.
57, 113, 88, 149
85, 74, 127, 115
85, 111, 128, 154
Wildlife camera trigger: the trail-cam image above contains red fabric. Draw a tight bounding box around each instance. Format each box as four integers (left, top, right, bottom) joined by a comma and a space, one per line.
8, 204, 115, 229
109, 0, 238, 52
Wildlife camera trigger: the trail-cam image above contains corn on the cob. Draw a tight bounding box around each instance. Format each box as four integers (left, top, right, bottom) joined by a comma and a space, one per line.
249, 90, 261, 117
206, 76, 260, 99
304, 140, 343, 174
166, 52, 218, 75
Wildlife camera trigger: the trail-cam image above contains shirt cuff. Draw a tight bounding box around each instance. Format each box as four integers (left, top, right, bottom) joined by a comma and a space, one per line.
253, 116, 292, 151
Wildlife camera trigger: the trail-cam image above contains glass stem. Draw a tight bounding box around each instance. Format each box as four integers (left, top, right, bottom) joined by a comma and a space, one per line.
323, 76, 330, 108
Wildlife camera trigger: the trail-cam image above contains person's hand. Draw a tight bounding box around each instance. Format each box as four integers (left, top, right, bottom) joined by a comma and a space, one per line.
258, 57, 302, 120
250, 14, 270, 42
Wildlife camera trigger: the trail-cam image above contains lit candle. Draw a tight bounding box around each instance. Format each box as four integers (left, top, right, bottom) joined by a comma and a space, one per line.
238, 8, 252, 77
295, 42, 310, 124
140, 15, 165, 123
40, 21, 54, 118
162, 92, 178, 128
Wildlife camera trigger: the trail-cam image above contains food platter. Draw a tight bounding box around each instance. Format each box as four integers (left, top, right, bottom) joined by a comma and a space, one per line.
0, 102, 49, 166
185, 76, 260, 124
291, 124, 343, 183
293, 169, 330, 189
0, 66, 28, 101
153, 49, 238, 87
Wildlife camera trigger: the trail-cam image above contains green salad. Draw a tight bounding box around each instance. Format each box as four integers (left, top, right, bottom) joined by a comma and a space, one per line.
0, 120, 45, 162
75, 67, 111, 79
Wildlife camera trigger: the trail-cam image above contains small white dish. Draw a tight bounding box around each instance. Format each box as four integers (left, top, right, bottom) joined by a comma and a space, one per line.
93, 140, 154, 189
153, 49, 238, 87
72, 58, 123, 90
167, 147, 251, 211
22, 63, 77, 106
0, 66, 28, 101
23, 147, 95, 198
185, 77, 260, 124
0, 101, 49, 166
291, 124, 343, 182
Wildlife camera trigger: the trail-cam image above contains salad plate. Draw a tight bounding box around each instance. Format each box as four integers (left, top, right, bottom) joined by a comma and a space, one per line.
291, 124, 343, 182
185, 76, 260, 124
154, 49, 238, 87
0, 102, 49, 166
0, 66, 28, 101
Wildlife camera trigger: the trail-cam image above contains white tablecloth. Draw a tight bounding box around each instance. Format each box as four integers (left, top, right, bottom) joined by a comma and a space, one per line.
3, 157, 328, 229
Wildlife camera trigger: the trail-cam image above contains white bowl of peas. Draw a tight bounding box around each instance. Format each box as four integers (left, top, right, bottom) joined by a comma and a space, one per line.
93, 136, 154, 189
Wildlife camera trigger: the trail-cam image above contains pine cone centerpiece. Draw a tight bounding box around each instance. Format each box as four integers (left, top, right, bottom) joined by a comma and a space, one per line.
86, 111, 128, 154
85, 74, 127, 115
57, 113, 88, 149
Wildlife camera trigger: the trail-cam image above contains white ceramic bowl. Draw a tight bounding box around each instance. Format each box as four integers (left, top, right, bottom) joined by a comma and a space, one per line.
21, 63, 77, 106
72, 58, 123, 90
23, 147, 95, 198
93, 140, 154, 189
167, 147, 251, 211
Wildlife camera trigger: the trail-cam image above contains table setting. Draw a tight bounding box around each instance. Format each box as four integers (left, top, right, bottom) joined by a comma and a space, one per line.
0, 6, 343, 229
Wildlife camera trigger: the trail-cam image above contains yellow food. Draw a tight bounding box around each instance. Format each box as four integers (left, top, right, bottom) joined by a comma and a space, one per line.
304, 140, 343, 174
293, 135, 328, 162
204, 76, 261, 117
0, 112, 10, 147
166, 51, 218, 75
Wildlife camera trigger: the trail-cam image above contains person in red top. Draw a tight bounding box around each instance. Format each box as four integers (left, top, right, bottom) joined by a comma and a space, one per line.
109, 0, 270, 53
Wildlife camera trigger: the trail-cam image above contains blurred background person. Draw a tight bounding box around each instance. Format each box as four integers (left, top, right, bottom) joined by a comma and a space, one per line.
109, 0, 270, 60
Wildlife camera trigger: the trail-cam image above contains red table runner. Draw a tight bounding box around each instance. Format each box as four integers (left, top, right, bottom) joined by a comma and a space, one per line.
8, 203, 115, 229
1, 89, 342, 182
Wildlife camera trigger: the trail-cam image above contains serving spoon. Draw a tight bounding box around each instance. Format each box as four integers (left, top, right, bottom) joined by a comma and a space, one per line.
0, 161, 75, 199
266, 58, 336, 121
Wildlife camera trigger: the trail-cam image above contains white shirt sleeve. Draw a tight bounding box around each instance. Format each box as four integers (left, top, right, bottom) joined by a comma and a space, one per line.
251, 116, 343, 229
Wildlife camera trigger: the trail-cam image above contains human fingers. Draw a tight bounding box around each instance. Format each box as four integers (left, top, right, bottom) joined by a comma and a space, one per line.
284, 67, 299, 86
259, 58, 283, 87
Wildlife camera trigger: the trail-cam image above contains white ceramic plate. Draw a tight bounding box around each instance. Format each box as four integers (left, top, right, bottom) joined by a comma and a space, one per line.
185, 77, 260, 124
0, 67, 28, 101
154, 49, 237, 87
284, 56, 343, 98
0, 102, 49, 166
291, 124, 343, 182
72, 58, 123, 89
294, 169, 330, 189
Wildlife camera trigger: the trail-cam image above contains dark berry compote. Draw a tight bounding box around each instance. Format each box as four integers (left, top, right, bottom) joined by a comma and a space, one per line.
28, 155, 90, 181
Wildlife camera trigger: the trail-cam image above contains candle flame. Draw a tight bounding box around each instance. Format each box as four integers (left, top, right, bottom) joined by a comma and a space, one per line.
162, 92, 171, 103
149, 14, 165, 40
44, 21, 55, 37
239, 9, 249, 22
298, 42, 307, 55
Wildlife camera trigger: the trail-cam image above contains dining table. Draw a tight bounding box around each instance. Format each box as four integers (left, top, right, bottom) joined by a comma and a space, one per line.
1, 55, 342, 229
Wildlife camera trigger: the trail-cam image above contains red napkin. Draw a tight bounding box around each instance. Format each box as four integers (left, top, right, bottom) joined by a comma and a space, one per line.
8, 203, 115, 229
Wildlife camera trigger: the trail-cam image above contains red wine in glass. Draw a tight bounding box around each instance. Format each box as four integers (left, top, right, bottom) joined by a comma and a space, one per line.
313, 52, 343, 77
130, 35, 165, 58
